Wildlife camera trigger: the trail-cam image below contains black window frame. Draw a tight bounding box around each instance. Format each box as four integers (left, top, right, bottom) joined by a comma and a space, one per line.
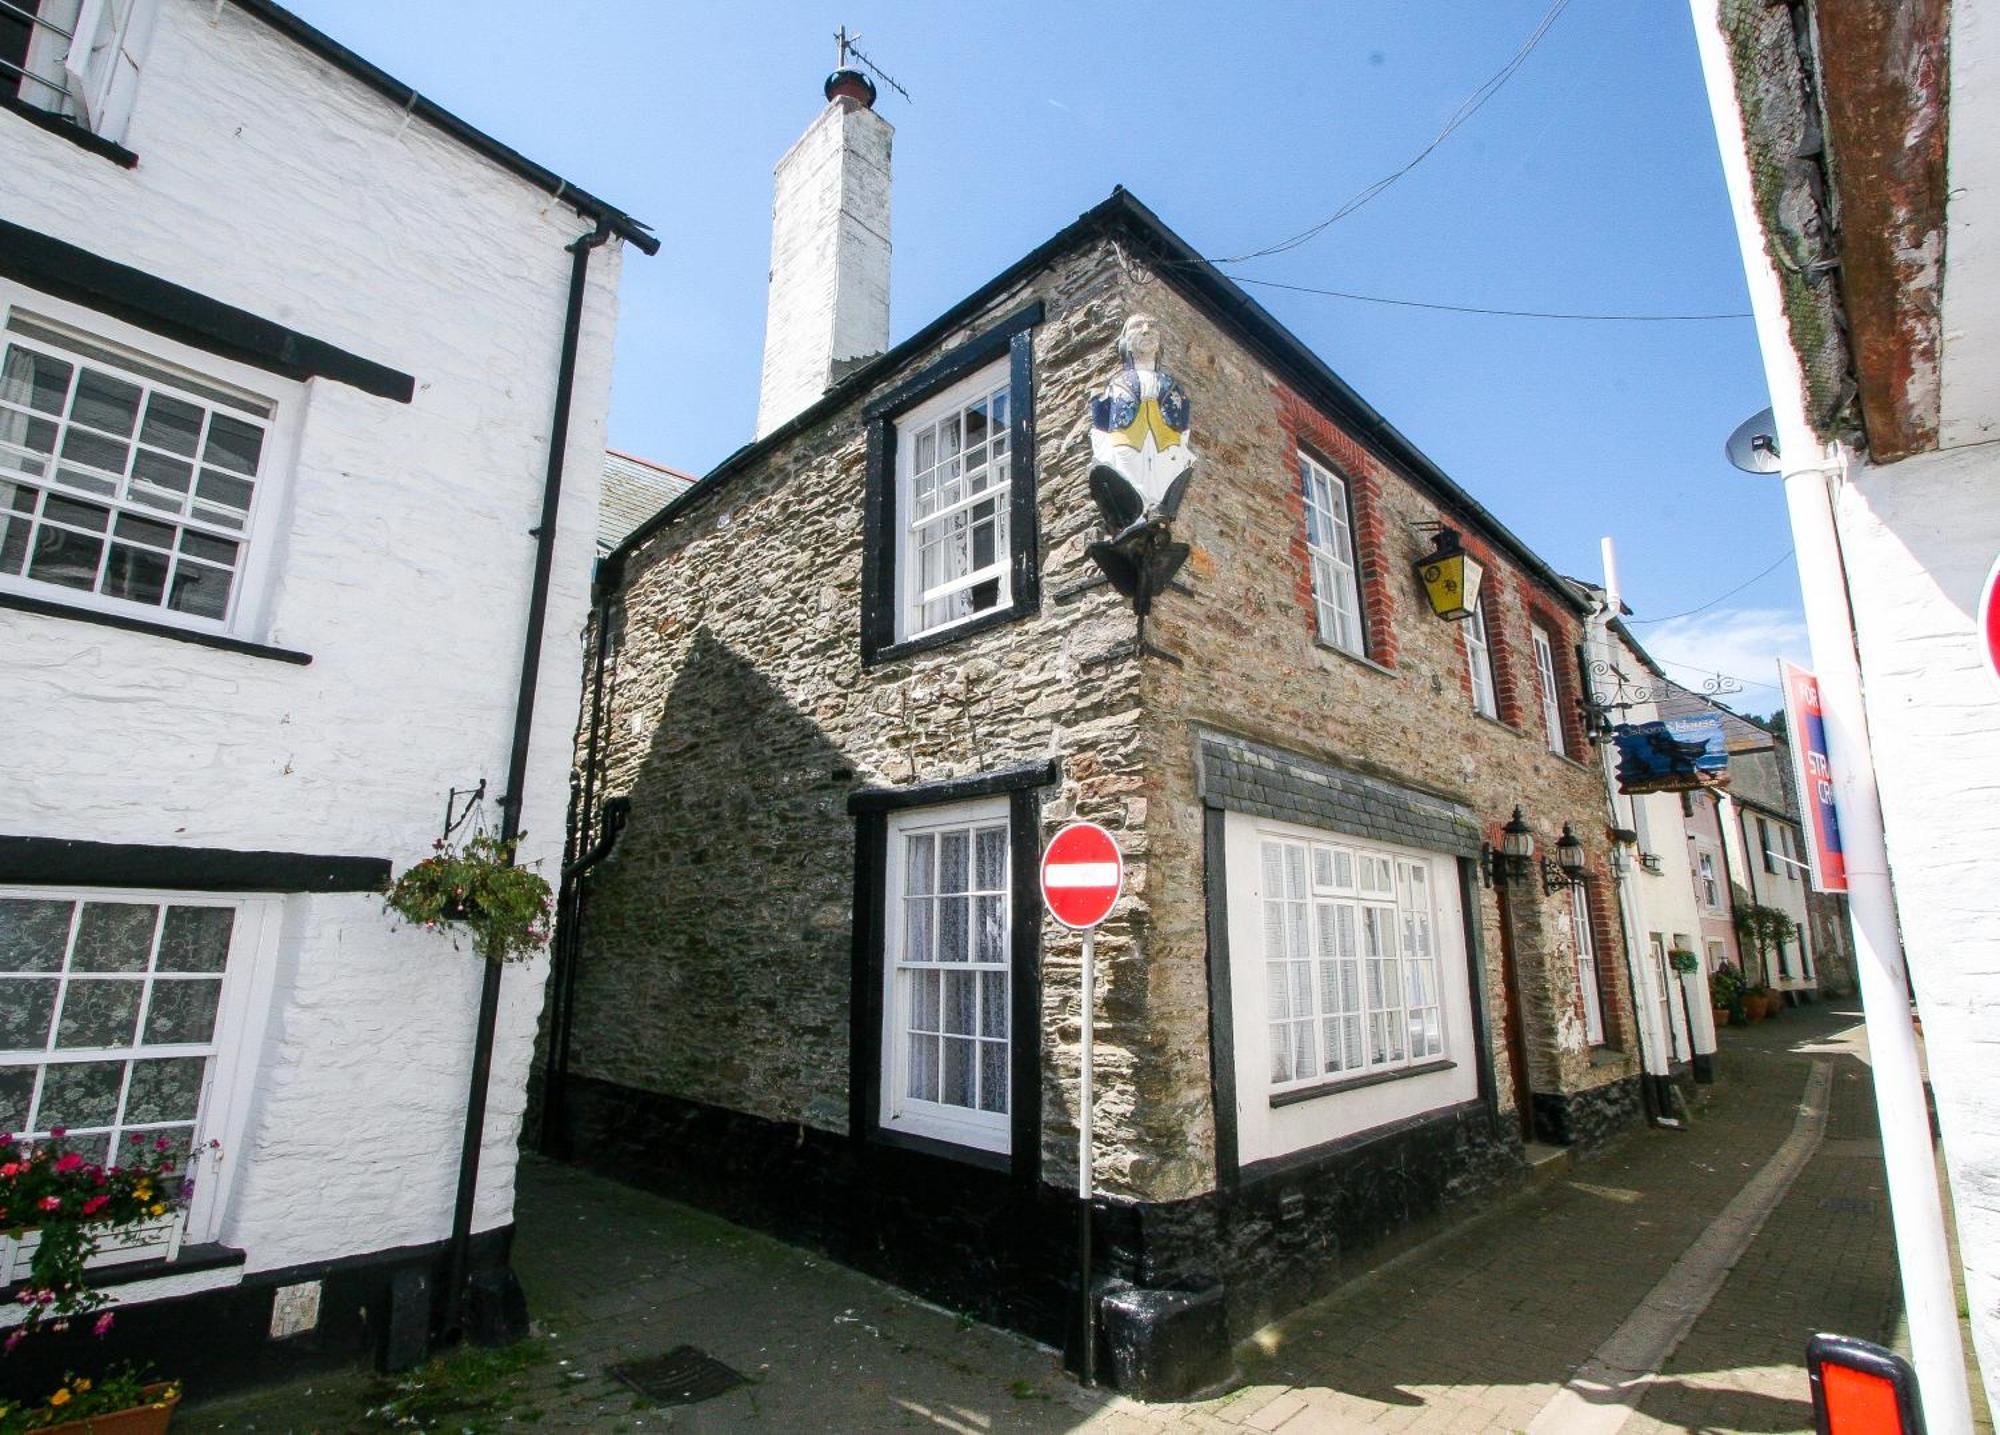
847, 759, 1054, 1182
859, 302, 1041, 667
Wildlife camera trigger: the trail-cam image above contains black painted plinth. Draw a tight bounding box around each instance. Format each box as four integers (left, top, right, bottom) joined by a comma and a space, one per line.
0, 1228, 513, 1403
1530, 1076, 1644, 1151
1692, 1052, 1716, 1084
556, 1076, 1526, 1390
1096, 1277, 1235, 1401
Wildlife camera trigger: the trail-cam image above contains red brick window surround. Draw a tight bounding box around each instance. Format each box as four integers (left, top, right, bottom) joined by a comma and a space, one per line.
1522, 598, 1588, 758
1273, 389, 1397, 668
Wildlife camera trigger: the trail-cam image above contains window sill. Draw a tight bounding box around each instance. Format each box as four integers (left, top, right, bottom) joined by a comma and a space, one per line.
0, 1242, 244, 1303
1588, 1047, 1631, 1068
865, 600, 1032, 669
1270, 1057, 1456, 1109
0, 95, 138, 167
1312, 638, 1397, 679
0, 592, 313, 665
866, 1123, 1011, 1173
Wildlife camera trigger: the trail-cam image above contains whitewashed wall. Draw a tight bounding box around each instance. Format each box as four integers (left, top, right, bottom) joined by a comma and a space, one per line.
1841, 444, 2000, 1404
0, 0, 625, 1274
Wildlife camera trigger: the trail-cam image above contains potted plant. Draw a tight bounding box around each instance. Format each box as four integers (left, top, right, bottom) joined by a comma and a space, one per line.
1708, 964, 1747, 1027
0, 1131, 183, 1349
1744, 983, 1774, 1019
0, 1368, 179, 1433
383, 831, 554, 964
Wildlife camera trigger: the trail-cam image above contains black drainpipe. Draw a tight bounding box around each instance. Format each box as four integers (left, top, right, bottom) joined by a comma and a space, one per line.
440, 216, 613, 1341
538, 553, 622, 1157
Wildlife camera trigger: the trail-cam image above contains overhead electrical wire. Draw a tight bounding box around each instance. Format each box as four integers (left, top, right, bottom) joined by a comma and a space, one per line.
1626, 550, 1796, 623
1227, 274, 1753, 323
1207, 0, 1575, 266
1655, 654, 1782, 693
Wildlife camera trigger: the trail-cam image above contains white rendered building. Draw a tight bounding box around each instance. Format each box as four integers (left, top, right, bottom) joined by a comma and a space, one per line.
0, 0, 651, 1390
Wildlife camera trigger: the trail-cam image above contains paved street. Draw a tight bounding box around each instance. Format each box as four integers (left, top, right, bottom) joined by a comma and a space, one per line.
194, 1004, 1989, 1434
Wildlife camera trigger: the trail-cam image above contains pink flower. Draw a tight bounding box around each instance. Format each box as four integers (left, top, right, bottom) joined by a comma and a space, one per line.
54, 1153, 83, 1173
93, 1312, 115, 1336
129, 1134, 145, 1145
154, 1137, 170, 1151
1, 1162, 19, 1178
48, 1125, 66, 1139
4, 1329, 22, 1353
37, 1195, 60, 1211
82, 1195, 109, 1216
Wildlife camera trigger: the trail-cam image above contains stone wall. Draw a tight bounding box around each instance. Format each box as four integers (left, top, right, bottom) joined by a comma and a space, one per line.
570, 240, 1176, 1191
570, 232, 1647, 1233
1125, 260, 1641, 1163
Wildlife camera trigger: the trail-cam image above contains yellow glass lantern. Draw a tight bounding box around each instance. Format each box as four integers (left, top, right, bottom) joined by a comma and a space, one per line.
1415, 527, 1484, 621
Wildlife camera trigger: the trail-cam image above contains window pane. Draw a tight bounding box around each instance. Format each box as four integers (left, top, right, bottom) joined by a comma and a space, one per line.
0, 979, 58, 1050
972, 894, 1005, 964
72, 903, 156, 972
0, 1067, 32, 1131
167, 561, 232, 619
0, 897, 74, 972
28, 523, 102, 590
2, 347, 72, 414
941, 1036, 975, 1107
56, 980, 143, 1048
938, 831, 969, 894
143, 979, 222, 1045
38, 1059, 124, 1129
138, 393, 203, 457
201, 414, 264, 476
102, 541, 169, 605
943, 970, 976, 1035
979, 970, 1007, 1039
60, 425, 130, 477
975, 826, 1006, 891
907, 1033, 939, 1102
908, 969, 940, 1033
157, 907, 232, 973
937, 895, 968, 962
72, 370, 142, 438
124, 1056, 205, 1125
979, 1041, 1008, 1113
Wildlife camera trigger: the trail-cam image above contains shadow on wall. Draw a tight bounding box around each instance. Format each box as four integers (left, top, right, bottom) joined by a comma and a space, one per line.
563, 625, 861, 1127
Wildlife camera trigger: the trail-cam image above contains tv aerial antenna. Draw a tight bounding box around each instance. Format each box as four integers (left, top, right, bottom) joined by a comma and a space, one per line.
834, 25, 912, 103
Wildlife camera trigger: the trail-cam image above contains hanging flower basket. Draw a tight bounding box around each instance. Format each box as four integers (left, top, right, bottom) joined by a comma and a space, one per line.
384, 831, 554, 964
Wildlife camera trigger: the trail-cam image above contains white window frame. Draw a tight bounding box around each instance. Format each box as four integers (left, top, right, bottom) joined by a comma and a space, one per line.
1530, 624, 1567, 756
1573, 884, 1605, 1046
879, 797, 1012, 1154
4, 0, 158, 143
0, 887, 282, 1248
1299, 453, 1365, 656
1465, 596, 1497, 718
0, 283, 302, 643
1696, 850, 1721, 911
1257, 831, 1446, 1098
893, 362, 1013, 646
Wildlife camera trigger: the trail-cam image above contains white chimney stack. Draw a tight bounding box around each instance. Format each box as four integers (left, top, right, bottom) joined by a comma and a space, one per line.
754, 68, 893, 438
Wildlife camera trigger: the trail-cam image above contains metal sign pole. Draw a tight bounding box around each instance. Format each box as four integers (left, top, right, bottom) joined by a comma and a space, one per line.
1078, 927, 1096, 1386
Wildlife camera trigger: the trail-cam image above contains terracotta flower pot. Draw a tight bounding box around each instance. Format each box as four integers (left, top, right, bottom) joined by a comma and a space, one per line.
1712, 1004, 1732, 1032
40, 1384, 178, 1434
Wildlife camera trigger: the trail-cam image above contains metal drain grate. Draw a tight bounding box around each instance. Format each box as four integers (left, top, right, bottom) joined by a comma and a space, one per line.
608, 1346, 748, 1406
1819, 1196, 1878, 1215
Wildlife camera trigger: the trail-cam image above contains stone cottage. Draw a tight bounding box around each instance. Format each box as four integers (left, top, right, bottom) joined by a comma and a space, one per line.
546, 73, 1645, 1394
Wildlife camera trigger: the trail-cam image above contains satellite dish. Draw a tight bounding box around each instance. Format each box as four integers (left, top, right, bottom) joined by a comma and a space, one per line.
1726, 408, 1782, 474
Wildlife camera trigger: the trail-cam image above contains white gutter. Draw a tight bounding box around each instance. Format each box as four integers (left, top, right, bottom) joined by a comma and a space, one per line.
1686, 3, 1974, 1428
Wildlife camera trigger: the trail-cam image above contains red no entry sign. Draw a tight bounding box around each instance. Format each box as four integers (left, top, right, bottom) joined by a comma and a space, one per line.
1982, 554, 2000, 690
1040, 822, 1124, 930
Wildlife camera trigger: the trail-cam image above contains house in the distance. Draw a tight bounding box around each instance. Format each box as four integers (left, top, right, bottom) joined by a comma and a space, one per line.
1, 0, 651, 1393
598, 449, 694, 554
545, 70, 1661, 1396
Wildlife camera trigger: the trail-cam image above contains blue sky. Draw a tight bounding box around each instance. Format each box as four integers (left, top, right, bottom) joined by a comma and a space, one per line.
287, 0, 1805, 704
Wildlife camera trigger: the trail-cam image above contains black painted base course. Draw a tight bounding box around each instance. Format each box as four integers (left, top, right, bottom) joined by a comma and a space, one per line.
0, 1227, 513, 1404
1531, 1075, 1645, 1151
556, 1077, 1528, 1397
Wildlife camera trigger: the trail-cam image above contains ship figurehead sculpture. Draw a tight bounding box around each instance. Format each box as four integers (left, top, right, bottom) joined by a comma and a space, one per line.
1086, 313, 1195, 619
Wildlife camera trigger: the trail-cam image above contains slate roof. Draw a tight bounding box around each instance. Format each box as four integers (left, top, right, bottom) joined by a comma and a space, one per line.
600, 450, 696, 551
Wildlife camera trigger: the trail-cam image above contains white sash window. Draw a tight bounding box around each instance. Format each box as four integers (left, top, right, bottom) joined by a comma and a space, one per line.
1300, 454, 1364, 656
1531, 625, 1567, 755
896, 366, 1011, 642
1, 0, 158, 143
1465, 597, 1497, 718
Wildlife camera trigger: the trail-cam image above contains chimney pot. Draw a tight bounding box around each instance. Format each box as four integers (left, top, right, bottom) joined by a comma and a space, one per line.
824, 68, 877, 108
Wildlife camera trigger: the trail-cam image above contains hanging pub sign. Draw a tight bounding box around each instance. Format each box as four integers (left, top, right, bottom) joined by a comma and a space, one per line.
1613, 714, 1729, 794
1779, 660, 1848, 893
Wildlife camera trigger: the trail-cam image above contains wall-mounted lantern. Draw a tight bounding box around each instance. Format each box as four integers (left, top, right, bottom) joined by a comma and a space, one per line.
1484, 807, 1535, 887
1414, 525, 1485, 621
1542, 823, 1587, 894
